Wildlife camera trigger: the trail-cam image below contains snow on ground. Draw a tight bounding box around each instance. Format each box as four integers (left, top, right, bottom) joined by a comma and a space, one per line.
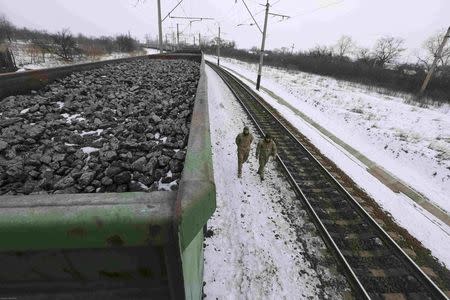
209, 56, 450, 213
9, 41, 155, 71
204, 65, 348, 299
205, 56, 450, 267
144, 48, 160, 55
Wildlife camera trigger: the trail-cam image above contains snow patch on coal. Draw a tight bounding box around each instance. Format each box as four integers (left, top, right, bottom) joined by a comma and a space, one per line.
0, 58, 199, 195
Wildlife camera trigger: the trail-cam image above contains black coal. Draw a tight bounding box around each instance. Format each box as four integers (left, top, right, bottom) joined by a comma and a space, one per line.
0, 58, 200, 195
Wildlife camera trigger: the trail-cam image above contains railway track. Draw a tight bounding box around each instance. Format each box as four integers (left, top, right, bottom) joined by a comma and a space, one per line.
206, 60, 448, 300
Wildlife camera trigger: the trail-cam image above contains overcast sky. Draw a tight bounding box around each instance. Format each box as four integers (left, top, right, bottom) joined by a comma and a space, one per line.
1, 0, 448, 60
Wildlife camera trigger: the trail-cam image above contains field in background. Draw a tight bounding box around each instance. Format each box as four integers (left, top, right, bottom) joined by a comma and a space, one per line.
9, 41, 158, 71
210, 55, 450, 215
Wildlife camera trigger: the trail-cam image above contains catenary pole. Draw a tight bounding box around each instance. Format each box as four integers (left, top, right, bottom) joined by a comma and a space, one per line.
256, 0, 270, 90
172, 31, 175, 50
176, 24, 180, 48
157, 0, 163, 53
419, 26, 450, 95
217, 26, 221, 66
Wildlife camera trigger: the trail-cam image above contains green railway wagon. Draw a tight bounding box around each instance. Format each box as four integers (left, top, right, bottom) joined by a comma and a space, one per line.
0, 53, 215, 299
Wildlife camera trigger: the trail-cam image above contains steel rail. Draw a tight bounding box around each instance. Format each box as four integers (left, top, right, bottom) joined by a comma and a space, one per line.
206, 60, 448, 300
207, 61, 369, 299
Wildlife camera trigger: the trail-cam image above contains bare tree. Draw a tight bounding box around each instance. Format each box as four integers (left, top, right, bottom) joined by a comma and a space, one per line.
355, 47, 373, 65
31, 34, 52, 62
115, 34, 138, 52
0, 15, 14, 42
0, 15, 16, 73
417, 28, 450, 71
273, 47, 290, 54
32, 28, 78, 61
372, 36, 405, 67
334, 35, 355, 57
52, 28, 78, 61
309, 45, 333, 57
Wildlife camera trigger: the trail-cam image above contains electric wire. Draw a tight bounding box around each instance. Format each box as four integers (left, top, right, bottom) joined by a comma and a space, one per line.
240, 0, 263, 33
278, 0, 344, 24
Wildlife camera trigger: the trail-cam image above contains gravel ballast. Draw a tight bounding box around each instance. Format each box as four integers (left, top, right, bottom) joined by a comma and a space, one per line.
0, 58, 200, 195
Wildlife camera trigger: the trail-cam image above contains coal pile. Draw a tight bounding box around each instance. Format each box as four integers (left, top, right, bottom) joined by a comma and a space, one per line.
0, 58, 200, 195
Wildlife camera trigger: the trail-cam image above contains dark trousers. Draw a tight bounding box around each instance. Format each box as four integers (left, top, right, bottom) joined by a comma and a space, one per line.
257, 157, 268, 179
238, 150, 250, 176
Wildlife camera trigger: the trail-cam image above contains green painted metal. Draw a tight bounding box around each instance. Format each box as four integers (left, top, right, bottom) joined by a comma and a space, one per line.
176, 56, 216, 253
181, 229, 204, 300
0, 52, 216, 299
0, 192, 176, 251
175, 55, 216, 299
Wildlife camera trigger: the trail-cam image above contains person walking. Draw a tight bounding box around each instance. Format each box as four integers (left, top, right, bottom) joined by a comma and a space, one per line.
235, 126, 254, 178
256, 133, 277, 181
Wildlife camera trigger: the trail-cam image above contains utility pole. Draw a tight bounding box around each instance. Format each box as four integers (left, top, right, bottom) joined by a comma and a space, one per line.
157, 0, 163, 53
291, 43, 295, 54
172, 32, 176, 50
238, 0, 289, 89
194, 36, 196, 46
176, 24, 180, 48
199, 33, 201, 48
169, 15, 214, 49
165, 34, 168, 48
256, 0, 270, 90
419, 26, 450, 95
217, 25, 221, 66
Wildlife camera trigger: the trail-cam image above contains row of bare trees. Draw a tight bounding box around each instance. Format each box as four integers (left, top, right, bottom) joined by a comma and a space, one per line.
203, 28, 450, 102
0, 15, 16, 72
0, 15, 143, 73
329, 35, 406, 67
319, 30, 449, 72
30, 28, 79, 61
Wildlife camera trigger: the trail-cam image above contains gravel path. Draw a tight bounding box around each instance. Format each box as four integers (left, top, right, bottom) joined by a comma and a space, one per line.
0, 58, 200, 195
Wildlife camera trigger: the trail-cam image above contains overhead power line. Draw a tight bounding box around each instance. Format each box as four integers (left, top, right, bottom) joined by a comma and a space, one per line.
232, 0, 290, 90
269, 12, 290, 19
162, 0, 184, 21
235, 0, 282, 26
156, 0, 188, 53
241, 0, 263, 34
284, 0, 344, 22
271, 0, 282, 6
170, 16, 214, 20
